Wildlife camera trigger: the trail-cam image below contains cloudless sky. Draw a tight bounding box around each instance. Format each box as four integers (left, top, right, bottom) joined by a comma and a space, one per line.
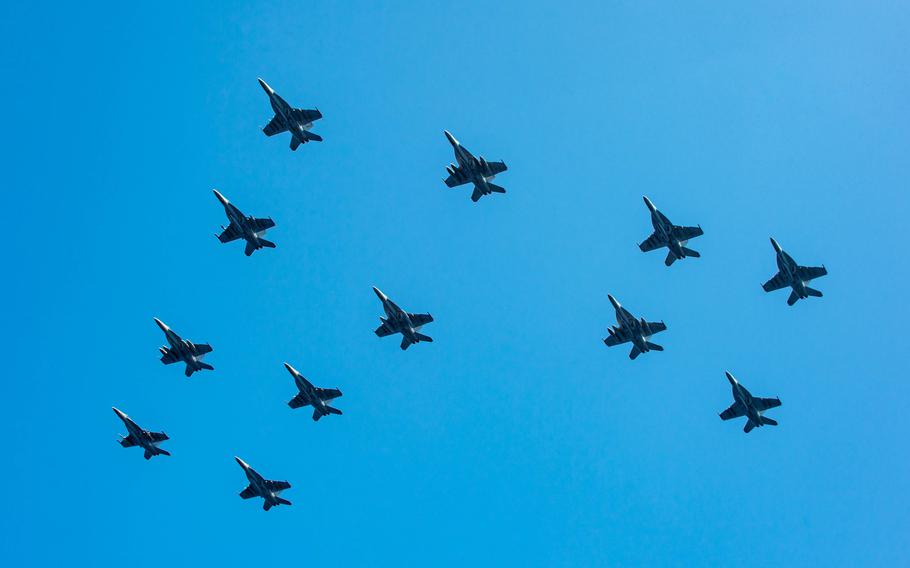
3, 1, 909, 565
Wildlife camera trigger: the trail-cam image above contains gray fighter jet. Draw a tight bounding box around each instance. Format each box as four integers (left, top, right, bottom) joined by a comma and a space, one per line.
283, 363, 343, 421
602, 294, 667, 360
762, 238, 828, 306
442, 130, 508, 202
154, 318, 213, 377
638, 196, 704, 266
213, 189, 276, 256
235, 457, 291, 511
258, 78, 323, 151
113, 407, 170, 460
372, 287, 434, 350
719, 372, 782, 433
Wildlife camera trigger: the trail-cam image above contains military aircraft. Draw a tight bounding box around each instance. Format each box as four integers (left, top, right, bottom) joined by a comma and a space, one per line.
258, 77, 323, 151
235, 457, 292, 511
112, 407, 170, 460
602, 294, 667, 360
154, 318, 213, 377
213, 189, 276, 256
638, 196, 704, 266
372, 287, 434, 350
719, 372, 782, 433
442, 130, 508, 202
762, 238, 828, 306
283, 363, 343, 421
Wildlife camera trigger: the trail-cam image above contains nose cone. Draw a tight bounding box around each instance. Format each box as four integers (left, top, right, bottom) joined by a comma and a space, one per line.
235, 456, 249, 469
112, 407, 127, 420
372, 286, 387, 301
283, 362, 297, 376
725, 371, 738, 385
153, 318, 168, 332
444, 130, 458, 147
643, 196, 657, 212
770, 237, 782, 253
213, 189, 229, 206
607, 294, 620, 309
257, 77, 273, 94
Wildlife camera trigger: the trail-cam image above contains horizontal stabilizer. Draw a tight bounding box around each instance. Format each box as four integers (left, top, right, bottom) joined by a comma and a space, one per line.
487, 183, 506, 194
276, 497, 292, 506
258, 238, 276, 249
306, 132, 323, 142
326, 406, 342, 415
760, 416, 778, 426
400, 337, 412, 350
290, 137, 301, 151
681, 247, 700, 258
415, 333, 433, 343
198, 362, 214, 371
629, 346, 642, 360
787, 291, 800, 306
805, 287, 823, 298
645, 342, 663, 351
664, 252, 677, 267
744, 420, 756, 433
156, 449, 171, 457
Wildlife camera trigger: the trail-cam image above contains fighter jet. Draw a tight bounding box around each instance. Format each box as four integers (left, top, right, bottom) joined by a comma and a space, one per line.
719, 372, 782, 433
154, 318, 213, 377
283, 363, 343, 421
112, 407, 170, 460
372, 287, 434, 350
442, 130, 508, 202
638, 196, 704, 266
762, 238, 828, 306
602, 294, 667, 360
235, 457, 292, 511
213, 189, 276, 256
258, 77, 323, 151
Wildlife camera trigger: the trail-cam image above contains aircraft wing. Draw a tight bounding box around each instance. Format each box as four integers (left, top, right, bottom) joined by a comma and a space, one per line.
375, 322, 396, 337
444, 167, 469, 188
408, 313, 433, 327
719, 402, 746, 421
265, 480, 291, 492
147, 431, 169, 443
217, 222, 243, 243
645, 321, 667, 335
603, 327, 631, 347
762, 272, 789, 292
119, 435, 139, 448
796, 266, 827, 281
191, 343, 212, 356
752, 397, 781, 412
262, 115, 287, 137
291, 108, 322, 124
288, 393, 310, 409
316, 387, 342, 401
672, 225, 704, 241
159, 348, 181, 365
482, 160, 507, 177
250, 217, 275, 233
638, 232, 664, 252
239, 485, 259, 499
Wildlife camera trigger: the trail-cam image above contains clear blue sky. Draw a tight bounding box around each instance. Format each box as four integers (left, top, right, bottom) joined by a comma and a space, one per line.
3, 1, 909, 565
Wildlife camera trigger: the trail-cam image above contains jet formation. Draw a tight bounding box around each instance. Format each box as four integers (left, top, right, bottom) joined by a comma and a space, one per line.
762, 238, 828, 306
373, 287, 434, 350
113, 407, 170, 460
284, 363, 343, 421
154, 318, 214, 377
235, 457, 292, 511
442, 130, 508, 202
213, 190, 276, 256
258, 78, 323, 150
603, 294, 667, 360
718, 372, 782, 433
638, 196, 704, 266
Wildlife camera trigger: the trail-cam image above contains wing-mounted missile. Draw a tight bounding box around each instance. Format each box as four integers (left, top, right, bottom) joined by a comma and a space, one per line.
184, 339, 195, 351
159, 346, 169, 356
446, 165, 455, 176
639, 317, 651, 334
479, 156, 488, 172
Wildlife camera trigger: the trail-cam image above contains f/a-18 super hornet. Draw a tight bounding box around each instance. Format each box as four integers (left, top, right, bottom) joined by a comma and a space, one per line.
372, 287, 434, 350
718, 372, 782, 433
442, 130, 508, 202
258, 77, 323, 151
113, 407, 170, 460
603, 294, 667, 360
638, 196, 704, 266
235, 457, 291, 511
762, 238, 828, 306
283, 363, 343, 422
154, 318, 213, 377
213, 189, 276, 256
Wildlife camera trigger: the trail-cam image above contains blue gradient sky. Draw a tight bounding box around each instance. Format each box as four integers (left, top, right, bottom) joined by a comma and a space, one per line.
3, 1, 909, 565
